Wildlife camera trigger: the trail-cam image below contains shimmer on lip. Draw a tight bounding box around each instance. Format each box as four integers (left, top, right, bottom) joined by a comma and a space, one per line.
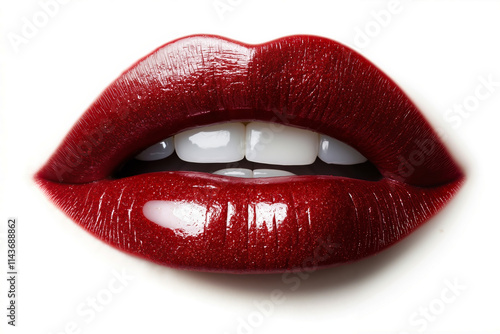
35, 35, 464, 273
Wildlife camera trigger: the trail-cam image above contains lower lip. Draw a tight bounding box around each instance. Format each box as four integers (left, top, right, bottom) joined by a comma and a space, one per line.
36, 171, 463, 273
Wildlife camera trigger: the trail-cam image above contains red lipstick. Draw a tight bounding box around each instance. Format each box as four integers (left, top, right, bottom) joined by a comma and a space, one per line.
35, 35, 464, 273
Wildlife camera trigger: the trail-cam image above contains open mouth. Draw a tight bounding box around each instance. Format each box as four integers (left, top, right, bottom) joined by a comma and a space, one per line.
114, 121, 382, 181
35, 35, 464, 273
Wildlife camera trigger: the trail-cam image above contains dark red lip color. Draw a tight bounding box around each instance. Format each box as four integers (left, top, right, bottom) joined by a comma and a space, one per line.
35, 35, 464, 273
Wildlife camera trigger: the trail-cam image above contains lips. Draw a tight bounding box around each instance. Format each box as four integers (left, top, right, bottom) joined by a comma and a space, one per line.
35, 35, 464, 273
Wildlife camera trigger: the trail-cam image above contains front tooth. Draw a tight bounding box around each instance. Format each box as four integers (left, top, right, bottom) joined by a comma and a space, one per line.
318, 134, 367, 165
175, 123, 245, 163
213, 168, 253, 178
245, 122, 318, 165
253, 169, 295, 178
135, 137, 174, 161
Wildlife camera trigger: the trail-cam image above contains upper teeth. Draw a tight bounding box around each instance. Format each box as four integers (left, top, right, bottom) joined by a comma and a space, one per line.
174, 122, 245, 163
245, 122, 318, 165
318, 134, 367, 165
135, 137, 175, 161
135, 121, 367, 168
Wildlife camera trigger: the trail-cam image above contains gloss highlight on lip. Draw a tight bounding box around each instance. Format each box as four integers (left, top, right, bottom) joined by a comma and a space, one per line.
35, 35, 464, 273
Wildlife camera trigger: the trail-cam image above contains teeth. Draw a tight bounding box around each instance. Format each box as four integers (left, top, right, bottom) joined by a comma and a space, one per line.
213, 168, 253, 178
245, 122, 318, 165
136, 122, 367, 172
253, 169, 295, 178
174, 123, 245, 163
135, 137, 174, 161
213, 168, 295, 178
318, 134, 367, 165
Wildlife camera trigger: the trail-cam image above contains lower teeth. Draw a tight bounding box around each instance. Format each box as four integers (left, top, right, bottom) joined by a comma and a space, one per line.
213, 168, 295, 178
115, 152, 382, 181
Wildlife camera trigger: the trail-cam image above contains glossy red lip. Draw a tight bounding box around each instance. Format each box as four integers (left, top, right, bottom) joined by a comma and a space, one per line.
35, 35, 464, 273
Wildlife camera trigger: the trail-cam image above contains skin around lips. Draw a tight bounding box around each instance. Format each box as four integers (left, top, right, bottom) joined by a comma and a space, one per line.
35, 35, 465, 273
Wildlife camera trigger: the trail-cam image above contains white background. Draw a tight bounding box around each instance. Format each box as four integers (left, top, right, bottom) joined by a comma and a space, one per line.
1, 1, 499, 333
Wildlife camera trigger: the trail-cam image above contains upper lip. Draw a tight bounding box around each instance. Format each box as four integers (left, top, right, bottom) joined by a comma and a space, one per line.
35, 35, 464, 273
